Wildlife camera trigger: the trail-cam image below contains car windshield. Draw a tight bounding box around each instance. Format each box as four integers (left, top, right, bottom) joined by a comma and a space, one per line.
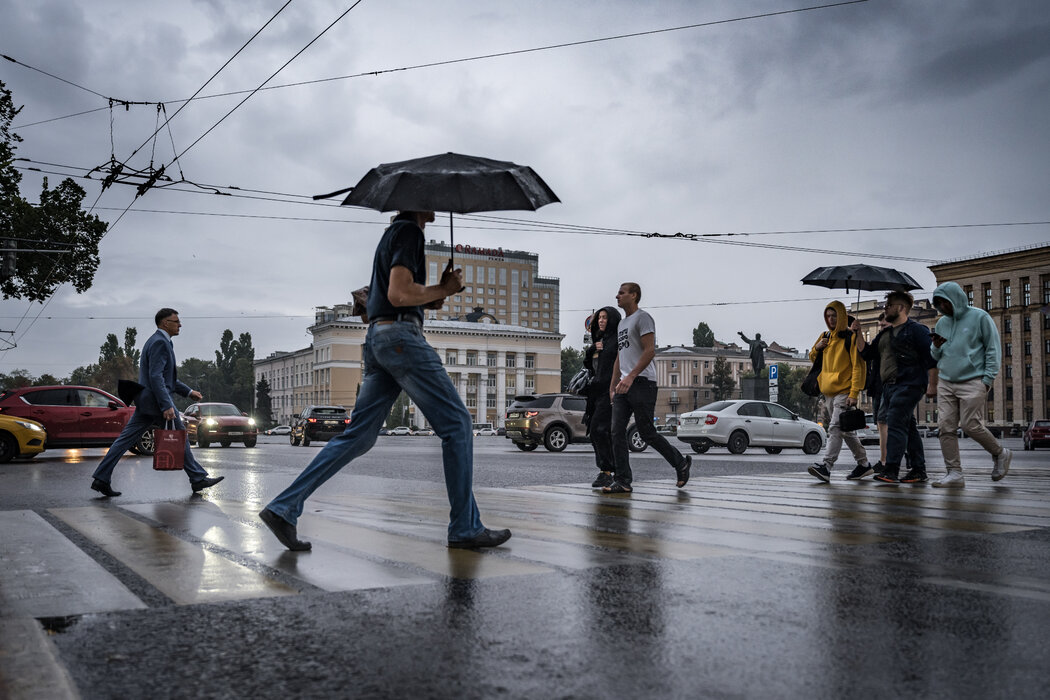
201, 404, 241, 417
311, 408, 347, 416
1035, 421, 1050, 428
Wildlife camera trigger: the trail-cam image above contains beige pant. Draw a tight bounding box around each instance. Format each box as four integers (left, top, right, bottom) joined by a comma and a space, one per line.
936, 377, 1003, 472
822, 393, 869, 468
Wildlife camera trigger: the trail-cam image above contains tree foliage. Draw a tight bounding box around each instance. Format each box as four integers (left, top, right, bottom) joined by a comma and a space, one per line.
692, 322, 715, 348
1, 80, 108, 301
771, 363, 820, 421
255, 378, 274, 428
711, 355, 736, 401
561, 346, 584, 391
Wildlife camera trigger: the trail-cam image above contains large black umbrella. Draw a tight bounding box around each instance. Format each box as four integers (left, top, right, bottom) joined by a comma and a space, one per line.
801, 264, 921, 300
327, 152, 560, 264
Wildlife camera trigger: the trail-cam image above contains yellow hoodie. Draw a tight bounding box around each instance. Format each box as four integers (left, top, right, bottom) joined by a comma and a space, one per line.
808, 300, 866, 399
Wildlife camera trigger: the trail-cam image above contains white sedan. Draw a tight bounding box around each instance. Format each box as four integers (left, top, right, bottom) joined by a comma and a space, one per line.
388, 426, 412, 436
677, 400, 826, 455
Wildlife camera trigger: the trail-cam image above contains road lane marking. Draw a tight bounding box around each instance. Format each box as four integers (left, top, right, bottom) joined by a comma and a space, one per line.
0, 510, 145, 619
49, 507, 295, 605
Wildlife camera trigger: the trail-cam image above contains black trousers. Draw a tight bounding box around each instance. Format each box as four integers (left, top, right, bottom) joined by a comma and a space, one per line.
589, 394, 614, 472
611, 377, 684, 486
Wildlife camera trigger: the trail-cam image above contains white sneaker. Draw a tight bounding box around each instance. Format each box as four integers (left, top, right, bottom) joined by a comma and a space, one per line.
992, 448, 1012, 481
933, 470, 965, 488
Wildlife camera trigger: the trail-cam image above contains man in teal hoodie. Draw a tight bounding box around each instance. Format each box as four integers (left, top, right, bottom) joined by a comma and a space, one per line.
929, 281, 1012, 487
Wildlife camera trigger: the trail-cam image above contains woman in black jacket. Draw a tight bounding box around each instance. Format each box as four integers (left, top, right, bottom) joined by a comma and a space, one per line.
583, 306, 622, 488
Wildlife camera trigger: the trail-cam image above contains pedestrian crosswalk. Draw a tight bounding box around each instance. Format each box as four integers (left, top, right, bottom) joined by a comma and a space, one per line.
2, 468, 1048, 621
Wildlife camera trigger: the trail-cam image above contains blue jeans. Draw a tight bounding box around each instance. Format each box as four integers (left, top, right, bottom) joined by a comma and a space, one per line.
881, 382, 925, 473
93, 411, 208, 483
265, 321, 484, 541
611, 377, 684, 486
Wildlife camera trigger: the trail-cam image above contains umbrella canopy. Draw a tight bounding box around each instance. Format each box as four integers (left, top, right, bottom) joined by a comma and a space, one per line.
340, 152, 559, 213
801, 264, 921, 294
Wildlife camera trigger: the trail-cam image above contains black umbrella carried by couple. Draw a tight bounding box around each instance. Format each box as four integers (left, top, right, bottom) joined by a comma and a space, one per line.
801, 263, 922, 303
317, 152, 560, 266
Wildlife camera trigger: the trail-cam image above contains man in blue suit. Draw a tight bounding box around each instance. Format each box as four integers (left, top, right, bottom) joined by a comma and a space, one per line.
90, 308, 223, 497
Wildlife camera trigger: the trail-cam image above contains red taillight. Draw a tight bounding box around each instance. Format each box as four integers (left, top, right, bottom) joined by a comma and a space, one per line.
308, 418, 317, 423
525, 411, 538, 418
704, 414, 718, 425
344, 418, 351, 424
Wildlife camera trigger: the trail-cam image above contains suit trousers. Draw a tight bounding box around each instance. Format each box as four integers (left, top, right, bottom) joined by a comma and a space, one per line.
92, 410, 208, 483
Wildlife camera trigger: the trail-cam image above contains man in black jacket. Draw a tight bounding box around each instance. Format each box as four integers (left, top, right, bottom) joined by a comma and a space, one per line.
852, 291, 937, 483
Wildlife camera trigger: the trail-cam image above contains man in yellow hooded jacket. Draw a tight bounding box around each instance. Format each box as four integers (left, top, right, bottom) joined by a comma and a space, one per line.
807, 300, 871, 482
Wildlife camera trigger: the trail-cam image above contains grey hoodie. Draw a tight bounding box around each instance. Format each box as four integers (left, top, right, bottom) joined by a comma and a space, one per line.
931, 281, 1001, 385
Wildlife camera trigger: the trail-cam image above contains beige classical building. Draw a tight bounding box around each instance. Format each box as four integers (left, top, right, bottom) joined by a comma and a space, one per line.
424, 240, 560, 331
255, 311, 563, 427
652, 342, 811, 421
928, 243, 1050, 428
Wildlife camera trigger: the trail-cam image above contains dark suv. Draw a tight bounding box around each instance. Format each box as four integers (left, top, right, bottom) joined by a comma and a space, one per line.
504, 393, 647, 453
290, 405, 350, 446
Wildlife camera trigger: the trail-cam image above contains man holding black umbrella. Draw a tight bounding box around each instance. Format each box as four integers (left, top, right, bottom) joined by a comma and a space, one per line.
259, 211, 511, 551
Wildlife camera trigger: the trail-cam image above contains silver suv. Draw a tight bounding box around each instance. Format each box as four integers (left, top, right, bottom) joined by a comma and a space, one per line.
504, 393, 647, 453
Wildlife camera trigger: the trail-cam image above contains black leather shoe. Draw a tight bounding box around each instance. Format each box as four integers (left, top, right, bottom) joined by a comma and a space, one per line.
190, 475, 224, 493
91, 478, 121, 497
448, 528, 512, 549
259, 508, 312, 551
676, 454, 692, 488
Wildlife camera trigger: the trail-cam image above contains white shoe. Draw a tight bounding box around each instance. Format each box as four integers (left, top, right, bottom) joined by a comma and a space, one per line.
992, 448, 1012, 481
933, 470, 965, 488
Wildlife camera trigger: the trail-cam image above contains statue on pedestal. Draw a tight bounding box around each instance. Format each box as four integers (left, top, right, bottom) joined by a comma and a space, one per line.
737, 331, 768, 375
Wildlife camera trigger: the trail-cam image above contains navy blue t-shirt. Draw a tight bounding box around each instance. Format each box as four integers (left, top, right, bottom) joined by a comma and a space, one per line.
365, 217, 426, 323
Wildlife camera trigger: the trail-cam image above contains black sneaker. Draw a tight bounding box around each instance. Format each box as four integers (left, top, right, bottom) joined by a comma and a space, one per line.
591, 471, 614, 488
808, 463, 831, 483
846, 463, 874, 480
870, 461, 885, 477
874, 468, 900, 484
900, 468, 928, 484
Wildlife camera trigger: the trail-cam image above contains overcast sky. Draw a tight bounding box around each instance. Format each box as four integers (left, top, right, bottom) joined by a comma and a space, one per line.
1, 0, 1048, 380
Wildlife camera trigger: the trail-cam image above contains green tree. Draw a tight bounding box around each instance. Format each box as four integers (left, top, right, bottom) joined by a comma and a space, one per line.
215, 329, 255, 410
561, 347, 584, 391
1, 80, 108, 301
0, 369, 34, 390
711, 355, 736, 401
255, 378, 273, 427
692, 322, 715, 348
773, 363, 820, 421
176, 357, 219, 410
387, 391, 410, 428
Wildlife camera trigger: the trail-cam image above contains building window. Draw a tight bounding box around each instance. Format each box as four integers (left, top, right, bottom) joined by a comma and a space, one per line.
1003, 317, 1012, 334
984, 285, 993, 310
1044, 277, 1050, 304
1025, 385, 1033, 401
671, 361, 678, 369
1006, 386, 1014, 401
670, 374, 678, 386
446, 352, 457, 365
1005, 342, 1012, 357
1006, 365, 1013, 379
466, 395, 477, 408
1024, 341, 1032, 356
524, 377, 534, 391
965, 286, 974, 307
693, 360, 699, 368
1025, 363, 1032, 378
1022, 279, 1031, 306
1024, 316, 1031, 332
525, 354, 535, 369
1003, 283, 1012, 308
486, 352, 497, 367
466, 351, 478, 366
487, 375, 496, 388
693, 375, 699, 385
506, 354, 516, 368
486, 395, 496, 409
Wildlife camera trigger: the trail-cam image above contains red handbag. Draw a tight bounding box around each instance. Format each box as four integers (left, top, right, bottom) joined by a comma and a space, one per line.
153, 420, 186, 471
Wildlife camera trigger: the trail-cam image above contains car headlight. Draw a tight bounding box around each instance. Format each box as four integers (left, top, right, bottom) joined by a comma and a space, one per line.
15, 420, 43, 431
204, 418, 218, 427
248, 418, 256, 426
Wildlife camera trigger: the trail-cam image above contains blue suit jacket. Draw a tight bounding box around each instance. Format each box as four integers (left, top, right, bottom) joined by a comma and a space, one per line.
136, 329, 192, 417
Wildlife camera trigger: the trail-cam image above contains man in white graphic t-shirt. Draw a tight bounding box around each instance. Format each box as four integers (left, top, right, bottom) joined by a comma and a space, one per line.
603, 282, 692, 494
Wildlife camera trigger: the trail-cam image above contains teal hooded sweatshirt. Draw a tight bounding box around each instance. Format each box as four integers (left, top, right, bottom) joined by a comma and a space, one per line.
931, 281, 1001, 386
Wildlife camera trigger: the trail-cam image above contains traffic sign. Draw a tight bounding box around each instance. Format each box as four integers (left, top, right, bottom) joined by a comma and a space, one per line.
769, 389, 779, 402
768, 365, 778, 381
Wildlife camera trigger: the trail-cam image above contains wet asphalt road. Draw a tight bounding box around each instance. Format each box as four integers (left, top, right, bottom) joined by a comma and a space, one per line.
2, 436, 1048, 699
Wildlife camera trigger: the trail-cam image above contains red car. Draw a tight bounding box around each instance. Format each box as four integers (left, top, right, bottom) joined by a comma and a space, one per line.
181, 402, 258, 448
0, 385, 154, 454
1023, 420, 1050, 450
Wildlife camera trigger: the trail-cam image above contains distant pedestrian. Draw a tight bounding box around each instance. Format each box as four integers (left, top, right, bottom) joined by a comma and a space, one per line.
858, 312, 891, 475
90, 309, 223, 497
807, 300, 871, 483
582, 306, 622, 489
259, 211, 511, 550
852, 291, 936, 483
603, 282, 691, 494
929, 281, 1012, 487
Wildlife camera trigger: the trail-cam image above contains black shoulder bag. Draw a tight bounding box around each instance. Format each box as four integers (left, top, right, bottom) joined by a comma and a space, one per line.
801, 335, 826, 397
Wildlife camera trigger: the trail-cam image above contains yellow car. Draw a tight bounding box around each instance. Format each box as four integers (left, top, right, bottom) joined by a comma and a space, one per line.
0, 414, 47, 463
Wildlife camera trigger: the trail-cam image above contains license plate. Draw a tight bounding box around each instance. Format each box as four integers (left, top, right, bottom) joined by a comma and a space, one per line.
324, 421, 340, 426
227, 432, 243, 436
507, 412, 521, 419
